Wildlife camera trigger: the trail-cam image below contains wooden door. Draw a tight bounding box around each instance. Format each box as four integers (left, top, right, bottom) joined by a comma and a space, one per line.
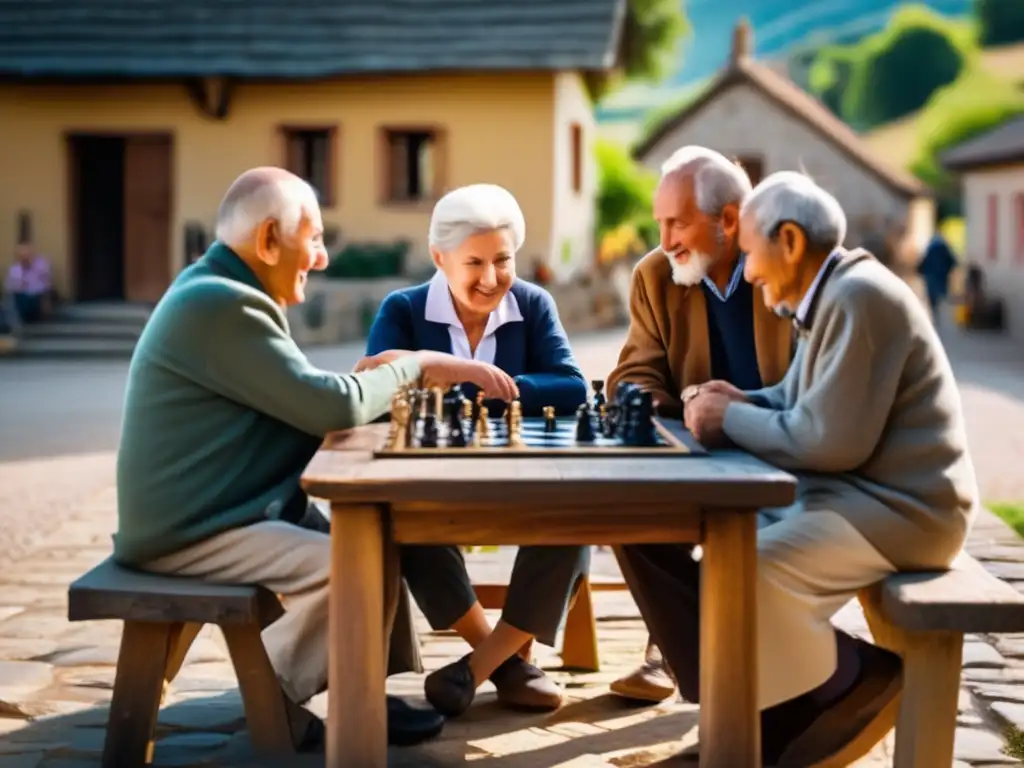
124, 135, 173, 303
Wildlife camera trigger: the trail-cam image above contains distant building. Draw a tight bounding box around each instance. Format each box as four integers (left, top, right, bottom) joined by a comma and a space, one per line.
632, 20, 934, 268
0, 0, 626, 303
942, 116, 1024, 340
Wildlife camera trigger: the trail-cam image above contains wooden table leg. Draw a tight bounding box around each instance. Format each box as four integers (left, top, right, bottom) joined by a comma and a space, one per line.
699, 510, 760, 768
328, 503, 388, 768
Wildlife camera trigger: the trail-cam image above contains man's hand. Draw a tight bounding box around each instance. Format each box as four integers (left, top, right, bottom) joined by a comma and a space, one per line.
695, 380, 749, 403
684, 391, 732, 447
353, 350, 414, 373
416, 352, 519, 401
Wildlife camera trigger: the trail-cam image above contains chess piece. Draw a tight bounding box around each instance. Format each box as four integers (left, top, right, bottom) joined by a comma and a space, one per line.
575, 403, 596, 442
592, 380, 606, 412
632, 390, 658, 446
598, 403, 607, 433
477, 405, 490, 439
507, 400, 525, 447
543, 405, 557, 434
447, 406, 467, 447
387, 395, 411, 450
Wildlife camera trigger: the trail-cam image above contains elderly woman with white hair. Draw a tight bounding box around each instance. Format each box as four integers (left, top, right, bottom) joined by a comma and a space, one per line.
361, 183, 589, 718
617, 171, 979, 766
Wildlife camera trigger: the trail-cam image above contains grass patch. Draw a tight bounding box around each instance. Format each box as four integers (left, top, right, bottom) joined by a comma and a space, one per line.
989, 501, 1024, 538
1005, 723, 1024, 760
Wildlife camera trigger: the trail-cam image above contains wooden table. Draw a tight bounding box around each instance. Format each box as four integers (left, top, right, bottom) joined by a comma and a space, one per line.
301, 424, 797, 768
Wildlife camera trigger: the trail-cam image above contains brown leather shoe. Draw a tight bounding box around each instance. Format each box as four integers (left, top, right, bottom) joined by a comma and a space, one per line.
610, 656, 677, 702
490, 655, 564, 711
775, 639, 903, 768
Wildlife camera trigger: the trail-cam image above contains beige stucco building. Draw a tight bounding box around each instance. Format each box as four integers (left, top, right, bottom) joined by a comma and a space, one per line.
0, 1, 625, 304
943, 116, 1024, 341
633, 22, 934, 267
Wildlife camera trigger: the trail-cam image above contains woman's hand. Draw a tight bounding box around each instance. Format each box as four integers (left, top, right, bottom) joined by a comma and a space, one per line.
353, 350, 415, 373
416, 352, 519, 401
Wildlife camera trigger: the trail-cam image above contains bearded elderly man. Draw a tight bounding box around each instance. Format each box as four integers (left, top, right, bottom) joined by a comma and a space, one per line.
606, 146, 792, 702
620, 171, 979, 766
114, 167, 520, 750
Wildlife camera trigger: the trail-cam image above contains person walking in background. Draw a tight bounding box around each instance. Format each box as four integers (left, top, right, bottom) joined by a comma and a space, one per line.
918, 231, 957, 324
4, 242, 52, 324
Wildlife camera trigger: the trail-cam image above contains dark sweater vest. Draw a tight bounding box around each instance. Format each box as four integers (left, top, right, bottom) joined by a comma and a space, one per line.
702, 279, 763, 391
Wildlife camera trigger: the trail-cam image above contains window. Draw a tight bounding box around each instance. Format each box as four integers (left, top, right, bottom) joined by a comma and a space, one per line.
570, 122, 583, 194
281, 126, 337, 207
380, 128, 445, 203
735, 155, 764, 186
1016, 193, 1024, 264
987, 193, 999, 261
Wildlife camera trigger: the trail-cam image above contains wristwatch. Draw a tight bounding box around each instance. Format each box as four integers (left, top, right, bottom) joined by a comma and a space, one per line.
682, 384, 702, 404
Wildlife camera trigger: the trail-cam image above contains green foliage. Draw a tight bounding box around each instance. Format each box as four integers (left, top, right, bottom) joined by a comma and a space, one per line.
976, 0, 1024, 46
594, 138, 657, 242
808, 5, 975, 129
989, 501, 1024, 539
910, 67, 1024, 191
588, 0, 690, 100
1005, 724, 1024, 760
322, 240, 409, 279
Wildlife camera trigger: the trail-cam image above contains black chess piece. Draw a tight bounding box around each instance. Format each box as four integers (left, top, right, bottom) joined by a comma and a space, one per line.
591, 380, 606, 412
543, 406, 558, 434
447, 408, 467, 447
420, 413, 439, 448
633, 390, 658, 446
575, 403, 596, 442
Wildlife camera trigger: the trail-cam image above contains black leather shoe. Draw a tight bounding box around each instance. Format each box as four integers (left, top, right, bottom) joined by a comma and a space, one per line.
424, 654, 476, 717
387, 694, 445, 746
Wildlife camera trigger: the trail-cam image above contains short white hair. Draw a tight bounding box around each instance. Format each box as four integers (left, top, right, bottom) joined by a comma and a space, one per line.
428, 184, 526, 253
740, 171, 847, 253
215, 169, 319, 246
659, 146, 753, 216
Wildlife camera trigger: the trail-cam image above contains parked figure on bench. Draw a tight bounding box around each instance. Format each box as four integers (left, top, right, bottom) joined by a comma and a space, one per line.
359, 183, 589, 717
621, 171, 980, 766
605, 146, 794, 703
113, 167, 520, 751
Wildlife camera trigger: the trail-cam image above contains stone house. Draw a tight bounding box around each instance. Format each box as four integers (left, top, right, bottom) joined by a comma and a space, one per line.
0, 0, 627, 305
942, 116, 1024, 341
632, 21, 935, 268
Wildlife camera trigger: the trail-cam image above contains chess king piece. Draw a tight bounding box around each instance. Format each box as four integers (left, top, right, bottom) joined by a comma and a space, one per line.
387, 394, 411, 451
575, 403, 596, 442
543, 405, 557, 434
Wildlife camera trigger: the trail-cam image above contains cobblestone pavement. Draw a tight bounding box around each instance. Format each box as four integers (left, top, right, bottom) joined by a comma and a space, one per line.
0, 324, 1022, 766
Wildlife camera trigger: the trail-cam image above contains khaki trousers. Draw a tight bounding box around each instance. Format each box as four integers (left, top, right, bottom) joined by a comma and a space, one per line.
619, 509, 896, 709
144, 520, 398, 704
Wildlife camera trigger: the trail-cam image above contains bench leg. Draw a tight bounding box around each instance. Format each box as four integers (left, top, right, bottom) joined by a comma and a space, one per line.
858, 586, 963, 768
222, 622, 295, 755
103, 621, 179, 768
561, 577, 600, 671
161, 621, 202, 701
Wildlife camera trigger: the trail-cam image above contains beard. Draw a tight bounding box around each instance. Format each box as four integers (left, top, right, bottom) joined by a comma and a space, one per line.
662, 227, 725, 287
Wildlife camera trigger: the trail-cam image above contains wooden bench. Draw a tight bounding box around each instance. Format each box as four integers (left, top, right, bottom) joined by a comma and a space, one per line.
858, 552, 1024, 768
67, 558, 293, 768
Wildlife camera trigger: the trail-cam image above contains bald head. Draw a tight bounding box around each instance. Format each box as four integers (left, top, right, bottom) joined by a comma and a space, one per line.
215, 167, 320, 248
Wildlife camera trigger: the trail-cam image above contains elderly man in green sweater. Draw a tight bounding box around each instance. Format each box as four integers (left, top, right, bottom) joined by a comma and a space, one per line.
114, 167, 519, 749
618, 171, 979, 767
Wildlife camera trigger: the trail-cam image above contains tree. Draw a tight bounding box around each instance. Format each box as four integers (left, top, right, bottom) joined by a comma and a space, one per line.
976, 0, 1024, 46
842, 6, 971, 129
594, 139, 658, 243
587, 0, 690, 100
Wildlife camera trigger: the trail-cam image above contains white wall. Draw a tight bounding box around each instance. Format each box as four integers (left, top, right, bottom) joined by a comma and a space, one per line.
549, 72, 598, 282
962, 164, 1024, 341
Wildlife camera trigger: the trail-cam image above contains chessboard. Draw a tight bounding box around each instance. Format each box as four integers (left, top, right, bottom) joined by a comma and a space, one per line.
373, 380, 707, 458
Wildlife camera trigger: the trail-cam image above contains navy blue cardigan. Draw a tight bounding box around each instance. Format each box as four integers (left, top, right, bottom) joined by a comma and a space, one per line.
366, 278, 587, 417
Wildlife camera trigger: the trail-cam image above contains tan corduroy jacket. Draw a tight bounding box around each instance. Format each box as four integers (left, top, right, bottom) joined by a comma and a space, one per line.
607, 249, 793, 418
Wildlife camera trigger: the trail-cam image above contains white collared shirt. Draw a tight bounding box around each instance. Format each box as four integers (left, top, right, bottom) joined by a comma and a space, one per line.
424, 270, 524, 363
795, 250, 842, 326
702, 254, 746, 303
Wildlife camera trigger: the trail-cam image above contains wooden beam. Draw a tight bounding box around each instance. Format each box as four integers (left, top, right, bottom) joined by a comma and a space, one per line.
185, 77, 234, 120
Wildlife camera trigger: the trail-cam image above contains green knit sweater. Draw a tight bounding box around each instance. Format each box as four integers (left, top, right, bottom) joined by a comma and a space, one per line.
114, 243, 421, 565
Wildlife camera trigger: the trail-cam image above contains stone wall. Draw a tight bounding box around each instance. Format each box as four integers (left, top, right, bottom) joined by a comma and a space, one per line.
288, 271, 628, 347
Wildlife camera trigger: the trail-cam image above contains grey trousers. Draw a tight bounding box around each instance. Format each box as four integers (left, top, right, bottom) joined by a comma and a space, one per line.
402, 545, 591, 647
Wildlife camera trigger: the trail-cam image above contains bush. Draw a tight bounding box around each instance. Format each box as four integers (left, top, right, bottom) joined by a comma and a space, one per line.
842, 6, 974, 129
976, 0, 1024, 46
910, 67, 1024, 192
322, 240, 410, 279
595, 138, 658, 247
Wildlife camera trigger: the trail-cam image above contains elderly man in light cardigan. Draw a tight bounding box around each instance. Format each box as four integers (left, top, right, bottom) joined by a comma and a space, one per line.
619, 171, 979, 767
360, 184, 589, 718
114, 167, 522, 751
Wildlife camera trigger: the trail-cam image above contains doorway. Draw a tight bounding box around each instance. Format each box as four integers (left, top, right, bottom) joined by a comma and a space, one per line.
68, 133, 173, 303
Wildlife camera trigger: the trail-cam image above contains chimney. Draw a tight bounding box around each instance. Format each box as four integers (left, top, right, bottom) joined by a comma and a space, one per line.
730, 18, 753, 65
